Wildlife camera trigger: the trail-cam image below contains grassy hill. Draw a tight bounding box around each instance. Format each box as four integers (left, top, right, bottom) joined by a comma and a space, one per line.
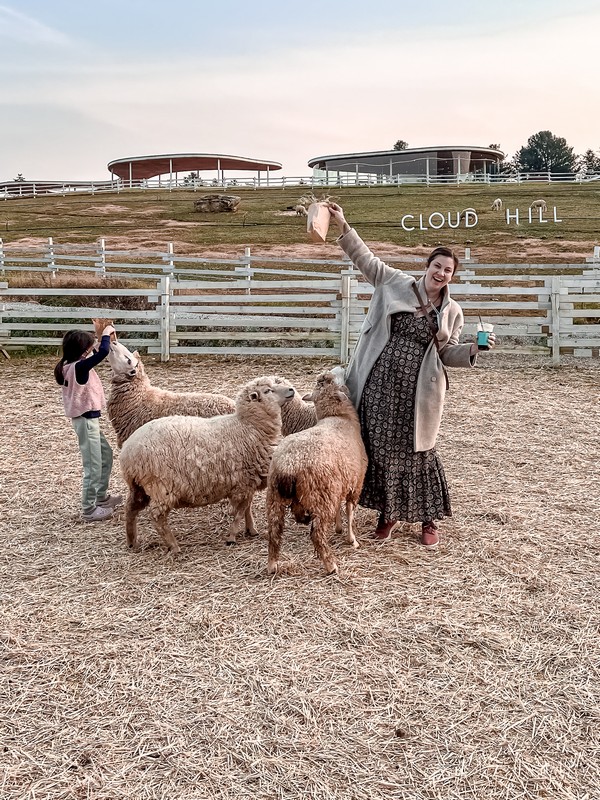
1, 182, 598, 261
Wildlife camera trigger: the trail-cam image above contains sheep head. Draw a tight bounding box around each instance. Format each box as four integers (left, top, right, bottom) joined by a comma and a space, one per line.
107, 340, 141, 379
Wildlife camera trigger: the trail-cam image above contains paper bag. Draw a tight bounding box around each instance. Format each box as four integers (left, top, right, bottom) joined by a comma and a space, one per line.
307, 202, 331, 243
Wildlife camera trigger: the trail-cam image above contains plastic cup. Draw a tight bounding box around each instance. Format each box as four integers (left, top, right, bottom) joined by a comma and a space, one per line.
477, 322, 494, 351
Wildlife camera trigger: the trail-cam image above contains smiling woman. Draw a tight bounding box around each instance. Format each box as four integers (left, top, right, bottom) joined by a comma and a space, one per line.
327, 202, 496, 548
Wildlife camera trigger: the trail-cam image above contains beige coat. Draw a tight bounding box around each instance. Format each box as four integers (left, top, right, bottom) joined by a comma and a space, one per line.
338, 228, 475, 452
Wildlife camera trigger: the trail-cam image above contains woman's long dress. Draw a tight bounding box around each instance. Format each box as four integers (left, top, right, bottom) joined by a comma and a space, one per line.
358, 310, 451, 524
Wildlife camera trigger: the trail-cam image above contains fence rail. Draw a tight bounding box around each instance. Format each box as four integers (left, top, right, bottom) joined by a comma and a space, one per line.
1, 243, 600, 363
1, 171, 600, 200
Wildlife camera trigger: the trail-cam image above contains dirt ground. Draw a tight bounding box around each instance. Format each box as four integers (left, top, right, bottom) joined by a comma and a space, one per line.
1, 353, 599, 799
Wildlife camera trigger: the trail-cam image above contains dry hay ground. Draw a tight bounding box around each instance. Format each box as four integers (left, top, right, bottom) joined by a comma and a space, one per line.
1, 353, 599, 800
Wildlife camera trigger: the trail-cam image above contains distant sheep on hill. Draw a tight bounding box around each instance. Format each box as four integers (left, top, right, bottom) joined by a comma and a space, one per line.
530, 199, 547, 212
293, 204, 308, 217
491, 198, 503, 211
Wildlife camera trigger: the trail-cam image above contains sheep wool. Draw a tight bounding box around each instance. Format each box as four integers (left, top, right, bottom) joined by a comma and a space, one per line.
120, 376, 294, 554
106, 346, 235, 447
266, 371, 368, 575
270, 375, 317, 436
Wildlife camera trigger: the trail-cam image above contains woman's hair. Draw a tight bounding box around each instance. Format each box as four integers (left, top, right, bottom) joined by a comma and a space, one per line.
426, 246, 460, 275
54, 330, 95, 385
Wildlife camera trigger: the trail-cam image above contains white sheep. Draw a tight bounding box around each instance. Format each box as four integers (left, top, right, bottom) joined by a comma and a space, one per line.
266, 371, 368, 575
530, 199, 547, 212
491, 198, 503, 211
270, 375, 317, 435
120, 376, 295, 554
106, 341, 235, 447
293, 204, 308, 217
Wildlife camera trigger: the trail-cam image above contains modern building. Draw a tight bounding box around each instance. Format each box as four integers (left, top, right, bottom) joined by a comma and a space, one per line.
308, 146, 504, 183
107, 153, 282, 186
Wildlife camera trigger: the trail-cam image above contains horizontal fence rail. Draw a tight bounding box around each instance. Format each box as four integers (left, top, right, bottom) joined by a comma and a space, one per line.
1, 241, 600, 363
1, 171, 600, 200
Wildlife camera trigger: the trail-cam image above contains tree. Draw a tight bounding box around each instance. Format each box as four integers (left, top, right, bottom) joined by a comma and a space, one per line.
577, 148, 600, 177
516, 130, 576, 174
393, 140, 408, 150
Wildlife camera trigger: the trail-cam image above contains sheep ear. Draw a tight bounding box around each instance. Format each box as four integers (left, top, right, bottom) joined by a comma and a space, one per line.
336, 390, 348, 401
302, 392, 314, 402
249, 391, 259, 401
133, 350, 140, 358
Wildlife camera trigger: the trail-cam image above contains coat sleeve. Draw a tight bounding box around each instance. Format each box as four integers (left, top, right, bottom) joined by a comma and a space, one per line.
337, 228, 400, 287
438, 306, 476, 368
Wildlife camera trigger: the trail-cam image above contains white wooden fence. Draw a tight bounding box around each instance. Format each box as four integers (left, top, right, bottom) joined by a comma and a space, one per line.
1, 242, 599, 364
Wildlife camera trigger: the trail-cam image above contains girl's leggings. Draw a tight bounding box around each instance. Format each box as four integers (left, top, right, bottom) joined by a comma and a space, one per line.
71, 416, 113, 513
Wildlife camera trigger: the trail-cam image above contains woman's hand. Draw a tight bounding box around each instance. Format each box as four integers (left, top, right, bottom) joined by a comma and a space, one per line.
470, 332, 497, 356
327, 202, 350, 235
487, 332, 497, 349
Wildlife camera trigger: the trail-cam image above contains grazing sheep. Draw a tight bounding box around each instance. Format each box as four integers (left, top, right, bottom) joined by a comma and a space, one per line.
491, 198, 503, 211
530, 199, 547, 212
270, 375, 317, 435
120, 376, 295, 554
266, 371, 368, 575
293, 204, 308, 217
106, 341, 235, 447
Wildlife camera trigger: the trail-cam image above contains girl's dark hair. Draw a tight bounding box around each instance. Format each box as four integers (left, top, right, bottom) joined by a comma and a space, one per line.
54, 330, 95, 385
426, 246, 460, 275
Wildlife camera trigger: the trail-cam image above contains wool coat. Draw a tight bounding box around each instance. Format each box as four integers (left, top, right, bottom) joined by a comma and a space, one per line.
338, 228, 475, 452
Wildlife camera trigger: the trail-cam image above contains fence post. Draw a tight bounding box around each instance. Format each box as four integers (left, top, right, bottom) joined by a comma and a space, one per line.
340, 269, 355, 363
98, 238, 106, 278
0, 237, 4, 278
551, 276, 561, 365
48, 237, 56, 279
160, 275, 171, 362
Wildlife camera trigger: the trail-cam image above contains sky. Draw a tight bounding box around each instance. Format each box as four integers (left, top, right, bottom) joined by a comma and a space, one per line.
1, 0, 599, 180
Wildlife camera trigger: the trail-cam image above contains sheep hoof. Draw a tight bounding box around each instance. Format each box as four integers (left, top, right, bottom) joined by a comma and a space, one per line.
326, 564, 339, 576
267, 561, 278, 574
225, 540, 238, 547
245, 528, 259, 538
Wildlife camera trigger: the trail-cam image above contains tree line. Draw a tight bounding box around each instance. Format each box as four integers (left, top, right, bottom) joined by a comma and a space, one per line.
393, 133, 600, 176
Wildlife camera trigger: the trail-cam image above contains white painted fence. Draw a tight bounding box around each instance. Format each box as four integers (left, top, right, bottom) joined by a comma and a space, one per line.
1, 243, 599, 363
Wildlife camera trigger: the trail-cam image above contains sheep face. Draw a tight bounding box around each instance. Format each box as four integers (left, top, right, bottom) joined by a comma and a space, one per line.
302, 372, 350, 406
107, 340, 140, 378
236, 376, 294, 412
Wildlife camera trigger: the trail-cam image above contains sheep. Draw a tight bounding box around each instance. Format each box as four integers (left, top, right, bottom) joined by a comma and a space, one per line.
293, 204, 308, 217
106, 341, 235, 447
270, 375, 317, 435
120, 376, 295, 554
491, 198, 503, 211
266, 371, 368, 576
530, 199, 547, 212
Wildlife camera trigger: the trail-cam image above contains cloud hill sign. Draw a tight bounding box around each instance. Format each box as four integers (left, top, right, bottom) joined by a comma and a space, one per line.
399, 208, 562, 231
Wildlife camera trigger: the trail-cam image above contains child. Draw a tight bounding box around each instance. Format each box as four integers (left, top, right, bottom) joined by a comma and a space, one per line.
54, 321, 122, 522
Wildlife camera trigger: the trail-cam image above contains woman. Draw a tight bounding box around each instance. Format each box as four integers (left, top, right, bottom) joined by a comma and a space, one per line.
327, 202, 495, 547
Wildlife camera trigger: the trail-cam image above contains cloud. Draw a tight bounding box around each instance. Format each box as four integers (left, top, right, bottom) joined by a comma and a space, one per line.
0, 4, 71, 46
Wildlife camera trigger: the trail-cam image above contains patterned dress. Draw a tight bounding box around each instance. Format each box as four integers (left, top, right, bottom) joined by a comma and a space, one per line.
358, 311, 452, 524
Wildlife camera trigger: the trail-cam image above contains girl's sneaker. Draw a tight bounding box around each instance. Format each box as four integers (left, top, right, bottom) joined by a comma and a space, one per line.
82, 506, 113, 522
97, 494, 123, 509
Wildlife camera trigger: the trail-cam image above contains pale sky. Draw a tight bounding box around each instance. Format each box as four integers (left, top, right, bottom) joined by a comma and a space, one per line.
1, 0, 598, 180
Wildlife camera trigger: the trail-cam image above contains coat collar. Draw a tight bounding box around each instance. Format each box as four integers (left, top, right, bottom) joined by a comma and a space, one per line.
415, 275, 451, 313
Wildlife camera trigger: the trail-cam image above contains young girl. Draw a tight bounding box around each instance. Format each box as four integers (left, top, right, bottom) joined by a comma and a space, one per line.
54, 322, 122, 522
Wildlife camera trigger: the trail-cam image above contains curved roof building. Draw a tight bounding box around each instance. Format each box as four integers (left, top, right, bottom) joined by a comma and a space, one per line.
308, 145, 504, 182
107, 152, 282, 183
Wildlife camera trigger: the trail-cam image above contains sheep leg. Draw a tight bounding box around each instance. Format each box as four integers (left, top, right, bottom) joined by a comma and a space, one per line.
148, 502, 180, 555
125, 483, 150, 550
244, 505, 258, 537
345, 499, 359, 549
266, 493, 286, 574
226, 498, 250, 546
310, 519, 338, 575
335, 506, 343, 535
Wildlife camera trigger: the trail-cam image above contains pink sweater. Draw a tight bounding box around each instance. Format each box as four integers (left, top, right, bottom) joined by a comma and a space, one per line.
62, 362, 106, 419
